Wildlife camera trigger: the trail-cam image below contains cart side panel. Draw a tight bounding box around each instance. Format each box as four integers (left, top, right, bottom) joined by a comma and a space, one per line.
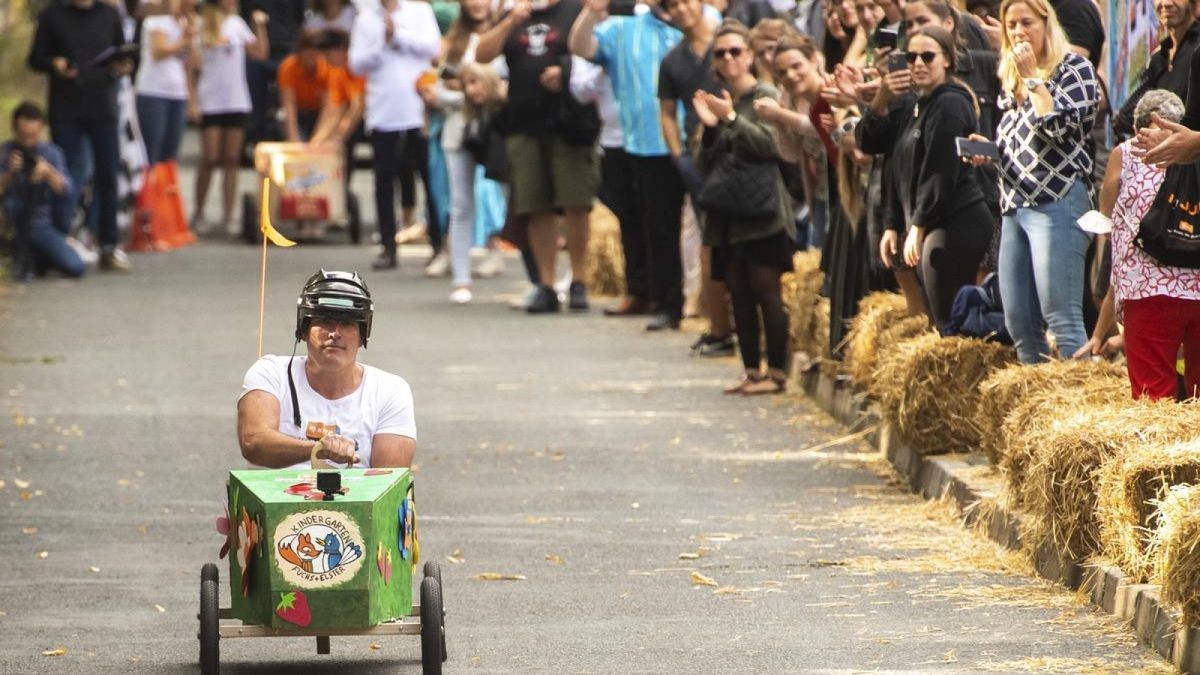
228, 475, 273, 627
368, 473, 414, 625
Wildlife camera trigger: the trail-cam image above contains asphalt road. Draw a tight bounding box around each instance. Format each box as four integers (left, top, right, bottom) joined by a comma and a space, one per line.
0, 236, 1174, 675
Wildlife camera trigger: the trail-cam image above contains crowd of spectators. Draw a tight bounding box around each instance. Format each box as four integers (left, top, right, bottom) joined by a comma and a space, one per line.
6, 0, 1200, 398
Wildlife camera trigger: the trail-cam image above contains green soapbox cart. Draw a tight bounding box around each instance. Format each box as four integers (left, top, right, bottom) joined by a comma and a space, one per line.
198, 467, 446, 674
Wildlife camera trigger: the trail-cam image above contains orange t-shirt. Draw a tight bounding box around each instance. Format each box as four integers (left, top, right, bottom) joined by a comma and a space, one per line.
326, 66, 366, 107
277, 54, 330, 112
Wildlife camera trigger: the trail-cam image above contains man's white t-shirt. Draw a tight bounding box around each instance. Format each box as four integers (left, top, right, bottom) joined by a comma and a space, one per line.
240, 355, 417, 469
136, 15, 189, 100
197, 15, 256, 114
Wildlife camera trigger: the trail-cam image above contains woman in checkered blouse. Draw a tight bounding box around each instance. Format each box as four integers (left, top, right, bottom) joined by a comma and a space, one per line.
971, 0, 1099, 364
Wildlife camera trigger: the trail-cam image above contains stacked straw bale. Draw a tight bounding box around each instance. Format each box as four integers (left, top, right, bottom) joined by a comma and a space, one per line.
997, 376, 1129, 495
872, 333, 1016, 452
1152, 484, 1200, 625
1097, 437, 1200, 582
585, 204, 625, 297
785, 251, 825, 359
975, 360, 1127, 465
844, 292, 909, 389
1020, 400, 1200, 560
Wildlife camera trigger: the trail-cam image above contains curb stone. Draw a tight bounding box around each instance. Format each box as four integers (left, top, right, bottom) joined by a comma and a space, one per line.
793, 365, 1200, 673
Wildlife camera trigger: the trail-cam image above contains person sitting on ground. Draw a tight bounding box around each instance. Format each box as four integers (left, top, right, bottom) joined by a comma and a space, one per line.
0, 102, 85, 281
238, 270, 417, 468
1076, 90, 1200, 400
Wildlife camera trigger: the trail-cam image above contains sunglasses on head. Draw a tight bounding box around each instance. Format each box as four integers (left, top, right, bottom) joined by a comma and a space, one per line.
714, 47, 745, 59
905, 50, 941, 65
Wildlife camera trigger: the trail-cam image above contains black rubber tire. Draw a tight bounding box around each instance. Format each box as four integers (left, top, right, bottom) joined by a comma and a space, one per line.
241, 193, 261, 245
423, 561, 446, 661
199, 574, 219, 675
420, 577, 443, 675
201, 562, 218, 583
347, 193, 362, 245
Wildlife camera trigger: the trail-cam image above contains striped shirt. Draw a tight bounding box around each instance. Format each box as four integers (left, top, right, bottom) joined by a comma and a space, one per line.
995, 52, 1099, 214
592, 11, 683, 156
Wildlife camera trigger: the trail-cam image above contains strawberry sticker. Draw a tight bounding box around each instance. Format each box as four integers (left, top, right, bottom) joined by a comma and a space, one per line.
275, 591, 312, 627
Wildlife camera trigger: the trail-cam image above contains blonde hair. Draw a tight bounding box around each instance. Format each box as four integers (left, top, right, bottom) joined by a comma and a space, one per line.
461, 62, 505, 122
201, 2, 229, 47
997, 0, 1071, 99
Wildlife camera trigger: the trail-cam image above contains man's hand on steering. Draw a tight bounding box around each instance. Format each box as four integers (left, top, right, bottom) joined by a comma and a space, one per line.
316, 433, 360, 465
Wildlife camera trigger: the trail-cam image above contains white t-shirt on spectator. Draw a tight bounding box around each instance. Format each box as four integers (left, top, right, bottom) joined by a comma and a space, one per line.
348, 1, 441, 132
240, 355, 417, 469
197, 15, 256, 114
136, 15, 190, 100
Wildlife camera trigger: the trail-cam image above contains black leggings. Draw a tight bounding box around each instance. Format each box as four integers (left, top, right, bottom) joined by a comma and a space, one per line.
725, 258, 790, 372
919, 203, 993, 330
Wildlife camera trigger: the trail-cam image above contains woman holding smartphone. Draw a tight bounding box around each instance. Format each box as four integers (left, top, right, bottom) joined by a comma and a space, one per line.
965, 0, 1099, 363
860, 26, 992, 331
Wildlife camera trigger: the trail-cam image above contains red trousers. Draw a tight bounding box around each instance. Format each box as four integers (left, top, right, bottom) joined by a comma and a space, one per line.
1124, 295, 1200, 400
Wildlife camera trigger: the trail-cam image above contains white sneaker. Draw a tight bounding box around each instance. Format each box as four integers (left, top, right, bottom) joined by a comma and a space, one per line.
474, 249, 506, 278
395, 222, 427, 245
66, 237, 99, 265
424, 252, 450, 277
449, 287, 473, 304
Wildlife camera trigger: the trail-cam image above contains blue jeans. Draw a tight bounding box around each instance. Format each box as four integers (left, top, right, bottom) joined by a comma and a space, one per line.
4, 197, 85, 278
998, 179, 1093, 363
136, 95, 187, 164
51, 117, 120, 248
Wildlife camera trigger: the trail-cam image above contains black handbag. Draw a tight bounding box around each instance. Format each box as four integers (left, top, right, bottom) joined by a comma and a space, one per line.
696, 152, 780, 219
1135, 161, 1200, 268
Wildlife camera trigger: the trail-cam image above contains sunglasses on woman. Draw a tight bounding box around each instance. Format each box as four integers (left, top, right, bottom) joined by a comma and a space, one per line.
905, 50, 941, 65
714, 47, 745, 59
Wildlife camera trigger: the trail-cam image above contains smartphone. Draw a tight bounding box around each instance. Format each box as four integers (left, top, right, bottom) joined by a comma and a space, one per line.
955, 137, 1000, 160
609, 0, 638, 15
875, 27, 898, 50
886, 51, 908, 73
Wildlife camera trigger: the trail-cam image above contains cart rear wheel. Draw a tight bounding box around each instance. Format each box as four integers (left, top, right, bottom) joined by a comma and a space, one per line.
199, 568, 219, 675
423, 561, 446, 661
347, 193, 362, 245
420, 577, 443, 675
241, 193, 261, 245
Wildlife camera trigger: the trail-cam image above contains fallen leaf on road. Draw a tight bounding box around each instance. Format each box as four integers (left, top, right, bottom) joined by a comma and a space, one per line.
943, 649, 958, 663
22, 527, 37, 535
545, 554, 565, 565
33, 490, 44, 497
136, 524, 149, 535
89, 567, 100, 574
0, 480, 5, 489
154, 605, 165, 613
134, 470, 145, 478
631, 502, 640, 509
713, 586, 748, 595
474, 573, 526, 581
690, 571, 718, 587
551, 451, 565, 461
678, 552, 701, 560
14, 478, 30, 489
19, 491, 33, 501
42, 648, 66, 657
36, 551, 48, 559
446, 550, 465, 565
368, 643, 382, 650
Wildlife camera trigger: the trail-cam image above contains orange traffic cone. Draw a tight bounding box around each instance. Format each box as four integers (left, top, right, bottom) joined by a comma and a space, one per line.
129, 163, 171, 252
159, 161, 195, 248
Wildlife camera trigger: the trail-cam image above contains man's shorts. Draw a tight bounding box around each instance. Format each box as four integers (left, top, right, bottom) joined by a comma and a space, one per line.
506, 133, 599, 217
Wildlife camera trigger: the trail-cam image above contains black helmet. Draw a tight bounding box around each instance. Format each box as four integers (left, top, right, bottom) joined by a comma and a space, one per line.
295, 270, 374, 346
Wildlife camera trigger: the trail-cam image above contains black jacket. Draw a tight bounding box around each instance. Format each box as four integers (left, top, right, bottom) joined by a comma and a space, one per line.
859, 82, 985, 232
1114, 22, 1200, 139
27, 1, 126, 122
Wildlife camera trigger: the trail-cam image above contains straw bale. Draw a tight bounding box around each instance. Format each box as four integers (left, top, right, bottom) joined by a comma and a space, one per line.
844, 292, 910, 388
786, 251, 825, 358
862, 316, 933, 400
976, 360, 1127, 465
1097, 437, 1200, 582
585, 204, 625, 297
872, 333, 1017, 452
1151, 484, 1200, 626
1021, 400, 1200, 561
998, 377, 1130, 494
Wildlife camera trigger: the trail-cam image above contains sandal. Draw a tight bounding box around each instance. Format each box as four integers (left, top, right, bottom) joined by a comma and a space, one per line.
723, 373, 763, 394
741, 375, 786, 396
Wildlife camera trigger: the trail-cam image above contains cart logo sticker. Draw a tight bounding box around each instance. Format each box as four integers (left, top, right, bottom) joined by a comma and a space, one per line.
275, 590, 312, 627
274, 510, 365, 587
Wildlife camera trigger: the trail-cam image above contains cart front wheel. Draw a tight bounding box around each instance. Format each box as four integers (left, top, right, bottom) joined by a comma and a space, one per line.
199, 567, 220, 675
420, 576, 444, 675
423, 561, 447, 661
241, 193, 262, 245
347, 193, 362, 245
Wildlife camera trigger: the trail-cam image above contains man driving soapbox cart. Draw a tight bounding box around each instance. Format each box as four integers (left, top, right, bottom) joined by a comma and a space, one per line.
198, 270, 445, 674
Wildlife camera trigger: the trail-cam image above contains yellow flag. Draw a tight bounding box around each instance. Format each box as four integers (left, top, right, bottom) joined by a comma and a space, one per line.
260, 178, 296, 247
